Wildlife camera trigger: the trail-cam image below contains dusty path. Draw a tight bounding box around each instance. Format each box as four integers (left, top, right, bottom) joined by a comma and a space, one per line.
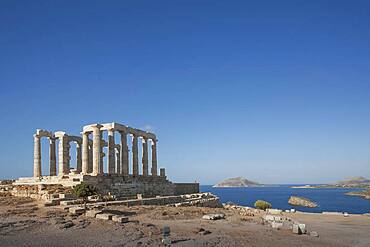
1, 195, 369, 247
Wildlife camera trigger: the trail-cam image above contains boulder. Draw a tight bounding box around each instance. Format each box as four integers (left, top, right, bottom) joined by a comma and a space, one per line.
288, 196, 317, 208
292, 223, 306, 234
202, 213, 225, 220
271, 221, 283, 229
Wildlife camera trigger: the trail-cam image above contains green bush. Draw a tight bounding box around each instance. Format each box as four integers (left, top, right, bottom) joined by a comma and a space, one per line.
72, 183, 98, 210
254, 200, 272, 210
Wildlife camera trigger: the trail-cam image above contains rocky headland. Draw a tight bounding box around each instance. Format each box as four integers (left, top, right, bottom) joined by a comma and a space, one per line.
291, 176, 370, 189
213, 177, 261, 188
345, 189, 370, 200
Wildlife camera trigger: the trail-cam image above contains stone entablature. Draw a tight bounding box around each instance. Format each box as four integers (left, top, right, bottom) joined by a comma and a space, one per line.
32, 122, 163, 179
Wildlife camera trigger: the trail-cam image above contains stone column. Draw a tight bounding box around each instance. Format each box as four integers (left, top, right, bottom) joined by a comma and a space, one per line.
120, 131, 129, 176
151, 139, 158, 176
92, 125, 102, 175
132, 134, 138, 176
76, 142, 82, 172
88, 143, 93, 173
33, 135, 41, 177
107, 129, 116, 174
58, 135, 70, 175
81, 132, 89, 174
100, 150, 105, 173
160, 168, 166, 177
115, 146, 121, 174
49, 137, 56, 176
142, 137, 149, 176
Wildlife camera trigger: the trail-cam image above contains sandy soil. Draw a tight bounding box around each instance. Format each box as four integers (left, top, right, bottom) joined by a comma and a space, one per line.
0, 195, 369, 247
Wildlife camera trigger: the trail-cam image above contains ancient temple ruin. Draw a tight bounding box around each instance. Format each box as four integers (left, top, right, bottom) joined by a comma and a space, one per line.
15, 122, 199, 198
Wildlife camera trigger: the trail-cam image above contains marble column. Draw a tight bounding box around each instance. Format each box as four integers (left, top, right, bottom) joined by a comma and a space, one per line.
120, 131, 129, 176
151, 139, 158, 176
88, 143, 93, 173
142, 137, 149, 176
76, 142, 82, 172
160, 168, 166, 177
115, 146, 121, 174
58, 135, 70, 175
92, 125, 102, 175
100, 150, 105, 173
33, 135, 41, 177
132, 134, 138, 176
49, 137, 56, 176
81, 132, 89, 174
107, 129, 116, 174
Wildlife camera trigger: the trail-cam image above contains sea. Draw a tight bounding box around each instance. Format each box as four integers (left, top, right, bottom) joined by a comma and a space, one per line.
200, 185, 370, 214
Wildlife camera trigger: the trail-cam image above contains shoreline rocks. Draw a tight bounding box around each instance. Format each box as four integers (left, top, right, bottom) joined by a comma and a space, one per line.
288, 196, 318, 208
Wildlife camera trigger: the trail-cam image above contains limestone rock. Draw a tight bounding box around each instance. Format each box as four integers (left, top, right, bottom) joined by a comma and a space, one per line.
310, 231, 319, 237
202, 213, 225, 220
292, 223, 307, 234
288, 196, 317, 208
271, 221, 283, 229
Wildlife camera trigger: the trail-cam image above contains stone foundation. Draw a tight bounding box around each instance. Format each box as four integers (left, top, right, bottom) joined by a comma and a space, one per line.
13, 174, 199, 200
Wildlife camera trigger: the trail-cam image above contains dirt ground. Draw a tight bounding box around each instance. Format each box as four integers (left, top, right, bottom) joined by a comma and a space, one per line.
0, 195, 369, 247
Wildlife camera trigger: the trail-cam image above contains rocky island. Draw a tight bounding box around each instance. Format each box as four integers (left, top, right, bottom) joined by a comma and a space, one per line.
213, 177, 261, 187
288, 196, 318, 208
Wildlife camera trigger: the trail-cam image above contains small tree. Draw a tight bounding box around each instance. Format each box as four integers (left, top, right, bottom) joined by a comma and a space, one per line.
72, 183, 98, 210
254, 200, 272, 210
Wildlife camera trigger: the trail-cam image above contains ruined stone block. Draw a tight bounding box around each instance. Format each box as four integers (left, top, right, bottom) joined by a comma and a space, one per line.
266, 209, 282, 215
96, 213, 113, 220
85, 210, 102, 218
112, 215, 128, 223
69, 207, 85, 214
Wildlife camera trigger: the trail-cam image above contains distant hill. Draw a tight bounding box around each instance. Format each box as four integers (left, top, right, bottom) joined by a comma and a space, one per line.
335, 176, 370, 185
213, 177, 260, 187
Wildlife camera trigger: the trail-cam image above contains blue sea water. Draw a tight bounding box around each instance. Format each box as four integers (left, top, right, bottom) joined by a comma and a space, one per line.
201, 185, 370, 214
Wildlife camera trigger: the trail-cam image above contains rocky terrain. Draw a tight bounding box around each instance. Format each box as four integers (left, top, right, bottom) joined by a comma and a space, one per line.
288, 196, 318, 208
1, 193, 370, 246
213, 177, 260, 187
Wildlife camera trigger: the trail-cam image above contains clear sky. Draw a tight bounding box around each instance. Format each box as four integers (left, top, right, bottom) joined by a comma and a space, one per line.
1, 0, 370, 184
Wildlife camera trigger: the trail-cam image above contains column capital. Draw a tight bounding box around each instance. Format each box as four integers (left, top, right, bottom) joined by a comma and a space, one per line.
108, 128, 115, 135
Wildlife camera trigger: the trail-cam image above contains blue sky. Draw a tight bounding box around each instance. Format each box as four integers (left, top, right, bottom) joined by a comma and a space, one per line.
0, 0, 370, 184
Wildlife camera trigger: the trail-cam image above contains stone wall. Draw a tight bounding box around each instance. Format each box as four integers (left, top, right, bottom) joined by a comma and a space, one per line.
82, 175, 175, 199
174, 183, 200, 195
13, 174, 200, 200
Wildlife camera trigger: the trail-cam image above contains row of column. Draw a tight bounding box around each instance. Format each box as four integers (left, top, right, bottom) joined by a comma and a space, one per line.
81, 126, 158, 177
33, 127, 158, 178
34, 134, 82, 177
